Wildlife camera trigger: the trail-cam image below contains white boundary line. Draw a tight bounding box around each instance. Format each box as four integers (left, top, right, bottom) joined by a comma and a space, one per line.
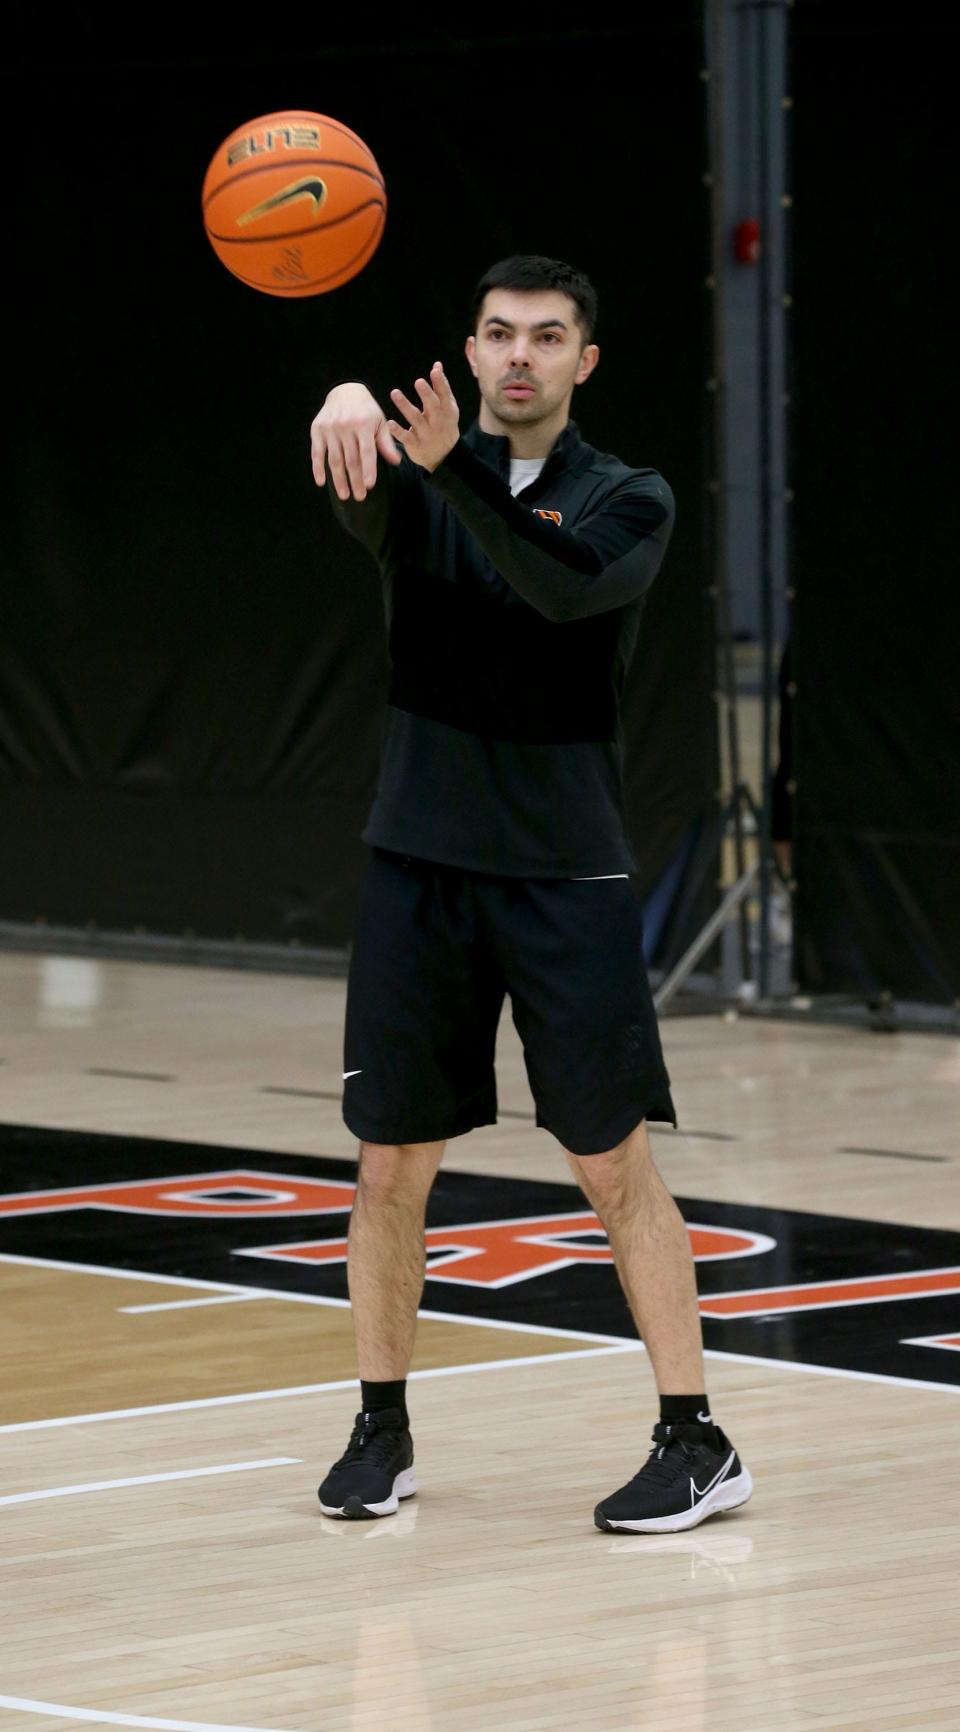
0, 1346, 641, 1434
0, 1457, 300, 1507
0, 1694, 297, 1731
0, 1251, 333, 1305
2, 1254, 958, 1430
0, 1249, 638, 1338
901, 1333, 960, 1355
702, 1346, 960, 1395
2, 1337, 958, 1438
119, 1296, 259, 1314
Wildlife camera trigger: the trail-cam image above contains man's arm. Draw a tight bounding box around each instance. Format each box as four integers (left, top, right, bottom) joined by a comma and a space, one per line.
386, 363, 674, 622
427, 438, 674, 623
311, 382, 419, 562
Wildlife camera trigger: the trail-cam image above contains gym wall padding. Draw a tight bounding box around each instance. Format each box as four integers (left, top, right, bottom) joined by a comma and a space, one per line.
791, 6, 960, 1002
0, 15, 716, 955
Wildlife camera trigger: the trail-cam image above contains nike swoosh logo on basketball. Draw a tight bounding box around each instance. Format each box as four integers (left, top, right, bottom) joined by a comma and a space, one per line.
690, 1451, 735, 1506
343, 1070, 362, 1080
238, 177, 328, 226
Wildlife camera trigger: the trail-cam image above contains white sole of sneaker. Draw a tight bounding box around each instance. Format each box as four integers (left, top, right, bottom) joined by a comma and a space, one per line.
319, 1466, 418, 1520
599, 1466, 754, 1534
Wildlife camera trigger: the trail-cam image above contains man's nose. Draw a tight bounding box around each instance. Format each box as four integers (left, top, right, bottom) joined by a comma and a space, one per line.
507, 340, 532, 367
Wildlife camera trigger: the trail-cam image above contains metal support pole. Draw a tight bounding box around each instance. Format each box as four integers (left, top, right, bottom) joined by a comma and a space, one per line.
705, 0, 752, 988
678, 0, 790, 1013
754, 0, 791, 999
655, 862, 759, 1012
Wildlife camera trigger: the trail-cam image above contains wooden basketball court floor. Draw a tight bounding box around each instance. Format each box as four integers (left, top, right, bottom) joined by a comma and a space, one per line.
0, 948, 958, 1732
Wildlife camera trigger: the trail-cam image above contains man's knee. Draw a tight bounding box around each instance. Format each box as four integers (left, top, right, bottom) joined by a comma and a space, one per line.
567, 1122, 653, 1216
356, 1140, 444, 1208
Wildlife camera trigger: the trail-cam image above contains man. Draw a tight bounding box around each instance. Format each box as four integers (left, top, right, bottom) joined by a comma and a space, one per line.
310, 255, 752, 1533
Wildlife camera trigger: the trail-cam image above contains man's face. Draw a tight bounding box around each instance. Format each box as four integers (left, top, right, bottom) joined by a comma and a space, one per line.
465, 288, 599, 427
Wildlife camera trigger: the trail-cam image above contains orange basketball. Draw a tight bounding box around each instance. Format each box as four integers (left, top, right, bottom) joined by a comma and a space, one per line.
202, 110, 386, 298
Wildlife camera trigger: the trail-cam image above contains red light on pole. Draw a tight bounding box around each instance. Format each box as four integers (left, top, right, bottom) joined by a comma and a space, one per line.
734, 218, 762, 264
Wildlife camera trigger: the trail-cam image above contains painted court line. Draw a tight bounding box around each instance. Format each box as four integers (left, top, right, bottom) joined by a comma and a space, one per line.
0, 1456, 301, 1507
2, 1255, 958, 1422
0, 1695, 296, 1731
0, 1346, 640, 1434
0, 1248, 638, 1340
0, 1250, 337, 1307
702, 1346, 960, 1395
3, 1336, 957, 1441
119, 1294, 259, 1314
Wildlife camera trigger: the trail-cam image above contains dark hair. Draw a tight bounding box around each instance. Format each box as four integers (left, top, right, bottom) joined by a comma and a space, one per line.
470, 255, 598, 344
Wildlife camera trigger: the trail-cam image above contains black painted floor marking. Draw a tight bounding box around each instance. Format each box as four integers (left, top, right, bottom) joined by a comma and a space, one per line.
86, 1068, 174, 1083
495, 1106, 734, 1141
259, 1086, 341, 1100
2, 1123, 958, 1390
670, 1129, 738, 1142
838, 1146, 950, 1164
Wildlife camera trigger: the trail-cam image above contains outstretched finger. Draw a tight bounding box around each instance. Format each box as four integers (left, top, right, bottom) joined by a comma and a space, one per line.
430, 361, 455, 403
413, 376, 437, 411
389, 387, 420, 425
385, 418, 409, 447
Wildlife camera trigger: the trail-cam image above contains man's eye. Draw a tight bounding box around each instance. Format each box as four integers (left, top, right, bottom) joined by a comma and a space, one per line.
489, 330, 506, 340
541, 333, 560, 344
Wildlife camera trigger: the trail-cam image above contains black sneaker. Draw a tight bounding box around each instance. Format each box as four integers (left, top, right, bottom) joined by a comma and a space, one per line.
594, 1421, 753, 1534
317, 1408, 416, 1520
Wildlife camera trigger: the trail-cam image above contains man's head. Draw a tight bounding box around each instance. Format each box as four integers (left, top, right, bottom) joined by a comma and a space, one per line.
466, 255, 600, 443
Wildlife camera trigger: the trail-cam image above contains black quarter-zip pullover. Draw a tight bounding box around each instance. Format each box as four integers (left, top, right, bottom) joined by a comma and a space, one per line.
329, 417, 675, 876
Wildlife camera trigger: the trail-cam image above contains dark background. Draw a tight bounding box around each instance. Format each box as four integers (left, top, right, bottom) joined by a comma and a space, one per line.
791, 4, 960, 1001
0, 10, 716, 957
3, 5, 958, 1002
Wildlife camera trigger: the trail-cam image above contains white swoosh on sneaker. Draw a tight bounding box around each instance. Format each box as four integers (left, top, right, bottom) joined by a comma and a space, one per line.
690, 1450, 735, 1507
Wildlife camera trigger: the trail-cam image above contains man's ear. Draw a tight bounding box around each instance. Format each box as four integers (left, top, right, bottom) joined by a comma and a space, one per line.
465, 334, 479, 379
575, 343, 600, 386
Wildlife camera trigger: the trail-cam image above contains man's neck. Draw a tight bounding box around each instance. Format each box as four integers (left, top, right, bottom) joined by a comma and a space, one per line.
477, 401, 569, 459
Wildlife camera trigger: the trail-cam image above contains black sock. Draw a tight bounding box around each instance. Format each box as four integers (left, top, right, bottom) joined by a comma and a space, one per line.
659, 1394, 712, 1427
360, 1379, 408, 1426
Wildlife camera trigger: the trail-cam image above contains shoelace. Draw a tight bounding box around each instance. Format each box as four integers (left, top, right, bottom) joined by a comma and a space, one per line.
335, 1411, 404, 1471
636, 1423, 706, 1488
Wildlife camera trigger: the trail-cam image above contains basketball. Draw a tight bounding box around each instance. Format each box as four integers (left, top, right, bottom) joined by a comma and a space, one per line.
201, 110, 386, 297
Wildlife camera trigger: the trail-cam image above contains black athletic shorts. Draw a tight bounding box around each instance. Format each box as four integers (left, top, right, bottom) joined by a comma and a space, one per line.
342, 849, 677, 1157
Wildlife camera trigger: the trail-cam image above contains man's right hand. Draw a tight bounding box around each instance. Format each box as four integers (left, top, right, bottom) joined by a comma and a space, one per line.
310, 383, 402, 502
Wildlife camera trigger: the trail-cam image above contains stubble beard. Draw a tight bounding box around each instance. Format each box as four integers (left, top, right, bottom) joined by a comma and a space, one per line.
487, 382, 554, 427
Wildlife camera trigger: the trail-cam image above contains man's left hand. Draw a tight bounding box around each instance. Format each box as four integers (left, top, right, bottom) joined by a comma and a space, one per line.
387, 362, 460, 472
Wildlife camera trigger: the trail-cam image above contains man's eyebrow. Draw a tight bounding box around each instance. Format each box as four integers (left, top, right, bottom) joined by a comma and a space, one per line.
483, 316, 570, 331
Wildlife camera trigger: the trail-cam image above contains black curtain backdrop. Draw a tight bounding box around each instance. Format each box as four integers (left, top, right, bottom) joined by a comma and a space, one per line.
791, 6, 960, 1002
1, 11, 715, 955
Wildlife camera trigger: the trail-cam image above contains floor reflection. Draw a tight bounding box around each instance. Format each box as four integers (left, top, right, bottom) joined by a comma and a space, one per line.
603, 1520, 755, 1587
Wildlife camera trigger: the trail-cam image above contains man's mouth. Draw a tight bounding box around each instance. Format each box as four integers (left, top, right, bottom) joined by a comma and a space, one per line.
502, 380, 536, 400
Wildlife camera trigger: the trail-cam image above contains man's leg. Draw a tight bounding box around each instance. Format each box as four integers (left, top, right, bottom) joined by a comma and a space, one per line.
348, 1139, 446, 1378
318, 1138, 445, 1520
565, 1120, 703, 1394
568, 1120, 752, 1533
